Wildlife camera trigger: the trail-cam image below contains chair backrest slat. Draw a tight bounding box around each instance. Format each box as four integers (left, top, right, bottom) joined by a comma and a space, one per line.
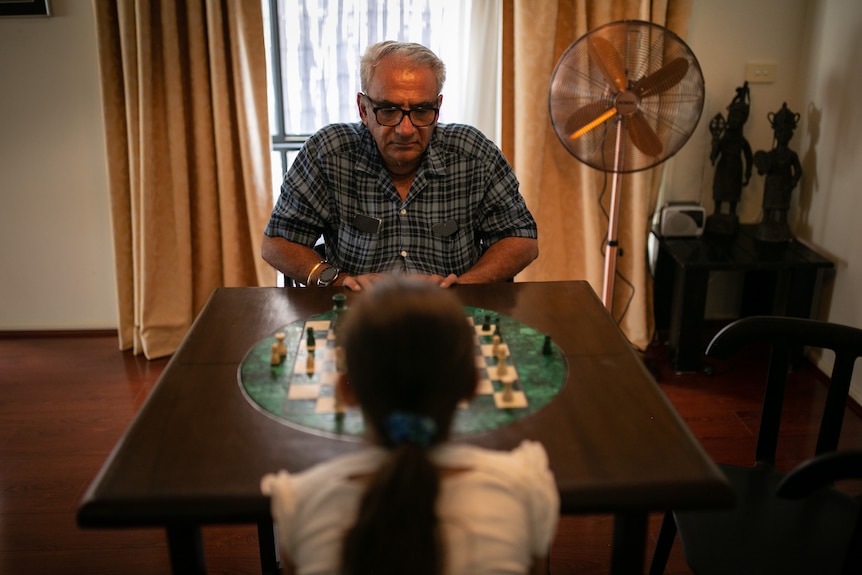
706, 316, 862, 467
817, 353, 857, 455
756, 344, 791, 465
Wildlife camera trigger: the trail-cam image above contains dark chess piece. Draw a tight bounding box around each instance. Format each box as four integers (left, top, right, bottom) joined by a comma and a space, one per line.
705, 82, 753, 236
331, 293, 348, 334
542, 334, 552, 356
754, 102, 802, 243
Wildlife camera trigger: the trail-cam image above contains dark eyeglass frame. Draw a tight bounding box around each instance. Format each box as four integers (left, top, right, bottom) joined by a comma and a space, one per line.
360, 92, 440, 127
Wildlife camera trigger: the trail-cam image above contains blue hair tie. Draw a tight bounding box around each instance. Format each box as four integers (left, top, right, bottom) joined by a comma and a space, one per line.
384, 411, 437, 447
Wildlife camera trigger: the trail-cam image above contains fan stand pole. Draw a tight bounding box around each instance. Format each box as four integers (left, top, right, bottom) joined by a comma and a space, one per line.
601, 119, 625, 312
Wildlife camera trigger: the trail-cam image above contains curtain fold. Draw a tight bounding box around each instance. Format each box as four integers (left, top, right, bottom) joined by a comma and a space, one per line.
506, 0, 693, 351
94, 0, 274, 359
463, 0, 502, 142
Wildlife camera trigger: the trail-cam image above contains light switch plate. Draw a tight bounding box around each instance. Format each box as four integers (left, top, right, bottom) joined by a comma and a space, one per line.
745, 62, 777, 83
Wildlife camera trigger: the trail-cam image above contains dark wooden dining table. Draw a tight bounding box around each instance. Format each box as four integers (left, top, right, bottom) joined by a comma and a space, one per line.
77, 281, 732, 574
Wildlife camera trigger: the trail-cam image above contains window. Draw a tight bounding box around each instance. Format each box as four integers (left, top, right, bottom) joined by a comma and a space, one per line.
262, 0, 500, 181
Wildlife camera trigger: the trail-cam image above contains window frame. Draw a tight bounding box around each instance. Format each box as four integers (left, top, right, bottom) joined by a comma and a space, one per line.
265, 0, 309, 178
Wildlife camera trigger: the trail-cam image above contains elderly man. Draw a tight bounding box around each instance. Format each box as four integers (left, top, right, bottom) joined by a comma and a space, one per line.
262, 41, 538, 290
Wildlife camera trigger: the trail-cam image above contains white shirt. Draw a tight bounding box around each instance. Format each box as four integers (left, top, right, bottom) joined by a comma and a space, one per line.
261, 440, 559, 575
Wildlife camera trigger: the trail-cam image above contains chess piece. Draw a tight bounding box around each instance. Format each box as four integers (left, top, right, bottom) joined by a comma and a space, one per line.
495, 347, 508, 378
502, 380, 514, 402
331, 293, 348, 334
270, 343, 282, 366
275, 332, 287, 356
542, 334, 552, 356
482, 315, 491, 332
492, 334, 501, 357
306, 326, 316, 350
306, 352, 315, 375
332, 293, 348, 310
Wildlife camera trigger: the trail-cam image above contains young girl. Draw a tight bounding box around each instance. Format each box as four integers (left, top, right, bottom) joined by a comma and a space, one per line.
261, 278, 559, 575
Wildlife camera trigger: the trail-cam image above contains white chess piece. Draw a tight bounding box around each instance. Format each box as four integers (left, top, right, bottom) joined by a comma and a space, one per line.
275, 332, 287, 356
495, 347, 508, 378
502, 380, 514, 402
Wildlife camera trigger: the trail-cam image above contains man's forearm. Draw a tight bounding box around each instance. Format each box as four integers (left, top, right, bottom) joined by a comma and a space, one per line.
261, 235, 327, 285
457, 237, 539, 284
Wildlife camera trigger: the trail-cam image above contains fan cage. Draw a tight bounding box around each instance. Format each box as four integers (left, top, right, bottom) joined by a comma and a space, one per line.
548, 20, 705, 173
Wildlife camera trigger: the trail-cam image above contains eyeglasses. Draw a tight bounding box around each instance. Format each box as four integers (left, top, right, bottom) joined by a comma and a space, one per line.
361, 93, 439, 127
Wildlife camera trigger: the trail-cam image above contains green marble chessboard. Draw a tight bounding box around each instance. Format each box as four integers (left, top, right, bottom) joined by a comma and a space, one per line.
239, 305, 567, 438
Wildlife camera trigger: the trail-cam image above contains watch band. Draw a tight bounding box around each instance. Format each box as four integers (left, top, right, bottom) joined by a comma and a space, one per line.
306, 261, 326, 286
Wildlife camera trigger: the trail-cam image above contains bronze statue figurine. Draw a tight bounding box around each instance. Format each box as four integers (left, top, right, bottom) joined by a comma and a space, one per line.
705, 82, 753, 236
754, 102, 802, 242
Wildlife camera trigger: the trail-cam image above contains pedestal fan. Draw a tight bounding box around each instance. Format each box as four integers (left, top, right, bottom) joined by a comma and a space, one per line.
548, 20, 705, 311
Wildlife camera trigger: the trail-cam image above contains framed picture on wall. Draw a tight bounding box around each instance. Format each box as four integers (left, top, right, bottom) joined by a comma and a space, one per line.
0, 0, 51, 17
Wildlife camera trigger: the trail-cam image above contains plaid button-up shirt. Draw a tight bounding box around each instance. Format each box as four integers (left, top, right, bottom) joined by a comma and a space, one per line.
265, 122, 537, 277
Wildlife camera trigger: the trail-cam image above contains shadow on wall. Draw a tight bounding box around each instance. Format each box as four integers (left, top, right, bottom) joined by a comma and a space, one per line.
795, 101, 820, 239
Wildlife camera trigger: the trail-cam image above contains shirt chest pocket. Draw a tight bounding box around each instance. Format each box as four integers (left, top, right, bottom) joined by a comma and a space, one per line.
336, 222, 381, 274
429, 219, 477, 276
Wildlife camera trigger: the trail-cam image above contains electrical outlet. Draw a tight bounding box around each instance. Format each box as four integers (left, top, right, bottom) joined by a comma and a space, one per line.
745, 62, 777, 84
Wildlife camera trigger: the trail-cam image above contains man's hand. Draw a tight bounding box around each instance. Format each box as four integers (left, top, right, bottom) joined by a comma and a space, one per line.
337, 273, 387, 291
430, 273, 459, 288
407, 273, 459, 288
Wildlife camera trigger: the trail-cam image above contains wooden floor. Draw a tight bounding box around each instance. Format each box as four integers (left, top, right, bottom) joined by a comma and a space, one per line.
2, 330, 862, 574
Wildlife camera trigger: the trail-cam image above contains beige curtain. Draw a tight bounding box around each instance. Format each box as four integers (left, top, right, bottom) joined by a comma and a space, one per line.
505, 0, 693, 351
94, 0, 275, 359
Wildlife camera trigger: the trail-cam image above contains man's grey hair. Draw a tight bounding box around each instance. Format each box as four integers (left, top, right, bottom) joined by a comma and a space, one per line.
359, 41, 446, 95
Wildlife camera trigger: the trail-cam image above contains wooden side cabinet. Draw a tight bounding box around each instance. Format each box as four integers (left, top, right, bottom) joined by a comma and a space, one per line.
653, 225, 834, 373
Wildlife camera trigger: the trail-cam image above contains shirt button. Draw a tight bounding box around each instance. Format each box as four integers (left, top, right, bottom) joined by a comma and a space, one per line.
400, 250, 408, 258
399, 209, 407, 215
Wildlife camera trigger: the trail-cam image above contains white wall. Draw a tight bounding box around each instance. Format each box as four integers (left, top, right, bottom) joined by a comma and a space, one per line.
0, 0, 117, 329
798, 0, 862, 401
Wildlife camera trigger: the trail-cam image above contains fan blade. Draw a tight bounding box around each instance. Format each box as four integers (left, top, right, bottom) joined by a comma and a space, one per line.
571, 108, 618, 140
627, 111, 663, 157
588, 36, 627, 92
633, 57, 689, 98
565, 102, 617, 139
